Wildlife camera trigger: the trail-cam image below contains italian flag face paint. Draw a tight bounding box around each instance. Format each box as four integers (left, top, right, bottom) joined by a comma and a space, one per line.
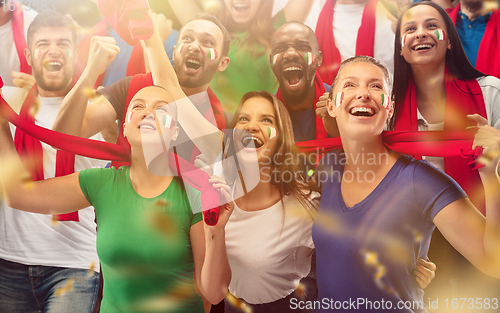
272, 54, 280, 66
207, 48, 218, 60
400, 34, 407, 48
334, 92, 344, 108
32, 49, 42, 60
125, 112, 133, 123
176, 43, 184, 53
434, 30, 445, 41
267, 127, 277, 139
161, 114, 175, 129
303, 52, 313, 65
381, 94, 390, 109
64, 49, 72, 58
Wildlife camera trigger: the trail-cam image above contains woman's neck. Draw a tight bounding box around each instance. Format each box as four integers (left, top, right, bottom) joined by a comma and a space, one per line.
129, 148, 174, 198
234, 176, 282, 212
341, 135, 397, 174
411, 62, 447, 123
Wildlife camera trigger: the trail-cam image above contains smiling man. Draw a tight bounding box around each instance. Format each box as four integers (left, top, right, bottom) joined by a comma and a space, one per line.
271, 21, 337, 142
0, 11, 106, 313
52, 13, 232, 164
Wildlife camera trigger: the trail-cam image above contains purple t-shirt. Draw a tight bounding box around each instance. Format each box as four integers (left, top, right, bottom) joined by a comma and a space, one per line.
312, 153, 466, 312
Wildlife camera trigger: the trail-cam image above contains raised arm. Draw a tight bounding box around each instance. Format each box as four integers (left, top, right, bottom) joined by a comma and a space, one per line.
143, 16, 222, 163
283, 0, 315, 23
52, 36, 120, 138
433, 161, 500, 278
0, 118, 90, 214
167, 0, 203, 26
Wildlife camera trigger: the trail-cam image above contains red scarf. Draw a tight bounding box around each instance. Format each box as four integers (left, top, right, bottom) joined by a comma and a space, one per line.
448, 5, 500, 78
276, 72, 328, 140
0, 93, 221, 225
112, 72, 227, 168
74, 19, 146, 89
13, 85, 78, 221
315, 0, 378, 85
11, 0, 31, 75
97, 0, 153, 46
394, 75, 487, 214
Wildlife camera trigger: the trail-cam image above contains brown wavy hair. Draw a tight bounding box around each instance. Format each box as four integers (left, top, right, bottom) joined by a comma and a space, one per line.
223, 91, 318, 217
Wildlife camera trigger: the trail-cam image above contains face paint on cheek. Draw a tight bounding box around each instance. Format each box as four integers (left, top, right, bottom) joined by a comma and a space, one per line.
434, 30, 445, 41
381, 94, 390, 109
161, 114, 175, 129
125, 112, 133, 124
303, 52, 313, 65
267, 126, 277, 140
400, 34, 407, 48
64, 49, 73, 58
272, 54, 280, 66
176, 43, 184, 53
32, 49, 42, 60
334, 92, 344, 108
207, 48, 218, 60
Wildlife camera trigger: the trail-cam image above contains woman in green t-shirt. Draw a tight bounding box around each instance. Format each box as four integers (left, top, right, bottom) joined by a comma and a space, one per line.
0, 85, 233, 313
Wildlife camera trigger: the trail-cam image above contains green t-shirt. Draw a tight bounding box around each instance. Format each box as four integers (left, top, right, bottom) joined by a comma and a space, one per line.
210, 11, 287, 112
79, 166, 204, 313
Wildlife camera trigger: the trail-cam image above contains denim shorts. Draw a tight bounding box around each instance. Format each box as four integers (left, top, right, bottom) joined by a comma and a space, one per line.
0, 258, 99, 313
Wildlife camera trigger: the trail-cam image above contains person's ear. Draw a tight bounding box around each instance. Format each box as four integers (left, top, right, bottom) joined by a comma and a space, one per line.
25, 48, 32, 67
218, 56, 230, 72
316, 51, 323, 67
327, 99, 336, 118
170, 125, 180, 141
387, 101, 395, 120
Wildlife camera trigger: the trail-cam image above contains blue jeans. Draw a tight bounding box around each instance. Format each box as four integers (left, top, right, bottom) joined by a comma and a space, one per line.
0, 258, 99, 313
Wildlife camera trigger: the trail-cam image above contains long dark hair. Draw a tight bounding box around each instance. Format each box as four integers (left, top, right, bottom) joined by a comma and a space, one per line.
223, 91, 317, 217
391, 1, 484, 129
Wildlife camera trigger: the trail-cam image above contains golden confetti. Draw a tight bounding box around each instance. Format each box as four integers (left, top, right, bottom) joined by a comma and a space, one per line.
148, 210, 178, 238
155, 199, 170, 207
83, 87, 95, 98
295, 282, 307, 299
362, 250, 395, 296
55, 279, 74, 297
201, 0, 222, 13
88, 260, 96, 276
131, 280, 196, 312
51, 215, 58, 227
28, 97, 40, 118
225, 293, 252, 313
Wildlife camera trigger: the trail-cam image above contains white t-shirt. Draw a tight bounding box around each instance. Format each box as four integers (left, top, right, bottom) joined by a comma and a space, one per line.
0, 6, 37, 87
332, 1, 395, 75
418, 76, 500, 170
0, 95, 107, 271
225, 192, 319, 304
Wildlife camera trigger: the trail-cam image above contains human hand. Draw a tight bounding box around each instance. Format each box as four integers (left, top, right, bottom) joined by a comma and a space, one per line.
85, 36, 120, 79
414, 258, 436, 289
208, 175, 234, 228
11, 71, 36, 89
468, 114, 500, 173
150, 12, 173, 43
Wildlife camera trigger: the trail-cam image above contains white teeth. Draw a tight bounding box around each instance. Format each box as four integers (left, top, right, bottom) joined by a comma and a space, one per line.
350, 107, 374, 115
187, 59, 200, 65
234, 4, 249, 8
284, 66, 301, 72
413, 44, 432, 50
252, 136, 263, 145
139, 124, 155, 130
49, 62, 61, 66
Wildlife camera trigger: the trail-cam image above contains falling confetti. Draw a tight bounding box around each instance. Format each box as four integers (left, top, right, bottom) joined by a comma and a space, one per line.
225, 293, 252, 313
88, 260, 96, 276
362, 250, 396, 296
55, 279, 74, 297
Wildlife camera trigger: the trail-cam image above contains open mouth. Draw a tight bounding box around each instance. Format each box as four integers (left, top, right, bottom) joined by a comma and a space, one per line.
282, 66, 304, 87
233, 3, 250, 12
139, 122, 156, 131
412, 44, 434, 52
241, 135, 263, 149
349, 107, 375, 117
185, 58, 201, 71
44, 61, 63, 73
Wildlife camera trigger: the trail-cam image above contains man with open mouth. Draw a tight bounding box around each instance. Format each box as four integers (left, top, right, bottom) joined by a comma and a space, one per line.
0, 11, 107, 313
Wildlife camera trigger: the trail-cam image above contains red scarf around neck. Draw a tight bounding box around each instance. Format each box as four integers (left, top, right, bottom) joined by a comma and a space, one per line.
315, 0, 378, 85
448, 4, 500, 79
394, 75, 487, 214
0, 93, 221, 226
74, 19, 146, 89
112, 72, 227, 168
11, 0, 31, 75
13, 85, 78, 221
276, 72, 328, 140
